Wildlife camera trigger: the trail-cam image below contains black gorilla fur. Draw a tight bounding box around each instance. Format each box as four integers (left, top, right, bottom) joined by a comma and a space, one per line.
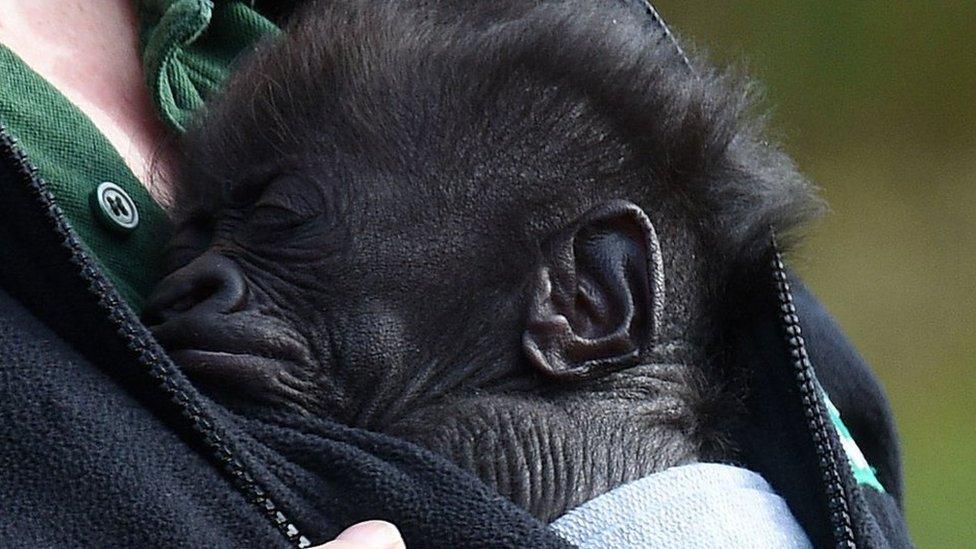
148, 0, 823, 521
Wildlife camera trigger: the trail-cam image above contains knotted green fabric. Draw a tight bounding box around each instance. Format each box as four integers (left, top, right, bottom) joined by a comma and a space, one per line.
138, 0, 280, 132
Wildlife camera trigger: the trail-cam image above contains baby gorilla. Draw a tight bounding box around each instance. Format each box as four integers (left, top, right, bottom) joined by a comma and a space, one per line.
147, 0, 819, 522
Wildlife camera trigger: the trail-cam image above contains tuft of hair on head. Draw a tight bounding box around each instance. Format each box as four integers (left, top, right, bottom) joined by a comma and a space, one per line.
337, 0, 821, 258
479, 0, 825, 266
183, 0, 824, 271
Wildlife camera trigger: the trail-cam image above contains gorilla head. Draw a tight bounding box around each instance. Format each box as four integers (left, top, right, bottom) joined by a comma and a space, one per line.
146, 0, 820, 521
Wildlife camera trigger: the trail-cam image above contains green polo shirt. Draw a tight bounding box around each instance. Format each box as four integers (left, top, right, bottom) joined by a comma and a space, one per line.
0, 1, 279, 310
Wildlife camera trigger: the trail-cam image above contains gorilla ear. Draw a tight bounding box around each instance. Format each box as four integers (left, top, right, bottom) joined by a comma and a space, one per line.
523, 200, 665, 381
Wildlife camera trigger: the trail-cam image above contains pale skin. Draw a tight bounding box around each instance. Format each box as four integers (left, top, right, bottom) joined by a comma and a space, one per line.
0, 1, 404, 547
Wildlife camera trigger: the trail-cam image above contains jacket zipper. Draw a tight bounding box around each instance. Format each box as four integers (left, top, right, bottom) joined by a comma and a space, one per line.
639, 0, 858, 540
770, 248, 856, 548
636, 0, 692, 68
0, 124, 311, 548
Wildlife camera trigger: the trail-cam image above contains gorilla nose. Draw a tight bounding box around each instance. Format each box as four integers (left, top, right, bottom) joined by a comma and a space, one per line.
144, 253, 248, 325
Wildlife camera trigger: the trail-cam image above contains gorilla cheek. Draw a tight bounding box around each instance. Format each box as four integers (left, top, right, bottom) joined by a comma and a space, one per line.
325, 304, 425, 428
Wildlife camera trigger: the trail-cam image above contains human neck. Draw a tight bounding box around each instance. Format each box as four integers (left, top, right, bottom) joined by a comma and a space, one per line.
388, 363, 701, 522
0, 0, 175, 202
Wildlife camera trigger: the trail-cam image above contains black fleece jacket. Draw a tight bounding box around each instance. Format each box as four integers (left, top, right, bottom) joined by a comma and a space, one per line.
0, 2, 911, 547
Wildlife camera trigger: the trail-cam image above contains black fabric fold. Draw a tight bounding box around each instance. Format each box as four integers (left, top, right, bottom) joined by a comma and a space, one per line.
226, 411, 573, 548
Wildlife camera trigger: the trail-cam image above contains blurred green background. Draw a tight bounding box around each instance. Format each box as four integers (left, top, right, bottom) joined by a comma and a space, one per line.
654, 2, 974, 546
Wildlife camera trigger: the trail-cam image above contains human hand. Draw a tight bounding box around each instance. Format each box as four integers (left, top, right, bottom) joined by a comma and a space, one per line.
310, 520, 405, 549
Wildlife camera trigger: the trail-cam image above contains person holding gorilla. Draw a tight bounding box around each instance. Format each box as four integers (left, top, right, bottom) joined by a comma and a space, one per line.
0, 0, 909, 547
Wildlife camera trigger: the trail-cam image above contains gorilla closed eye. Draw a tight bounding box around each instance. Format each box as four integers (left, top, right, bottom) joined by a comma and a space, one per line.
249, 203, 319, 233
247, 175, 326, 234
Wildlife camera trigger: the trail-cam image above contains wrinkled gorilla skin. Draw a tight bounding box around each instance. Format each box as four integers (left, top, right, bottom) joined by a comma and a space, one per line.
146, 0, 821, 522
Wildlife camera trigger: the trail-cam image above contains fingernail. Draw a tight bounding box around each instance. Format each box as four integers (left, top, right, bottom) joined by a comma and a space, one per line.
336, 520, 405, 548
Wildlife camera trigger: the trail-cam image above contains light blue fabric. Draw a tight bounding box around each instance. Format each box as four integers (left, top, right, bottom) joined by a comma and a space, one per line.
549, 463, 812, 548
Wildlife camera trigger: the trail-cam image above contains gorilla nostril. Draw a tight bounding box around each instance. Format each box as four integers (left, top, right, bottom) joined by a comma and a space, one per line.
145, 253, 248, 324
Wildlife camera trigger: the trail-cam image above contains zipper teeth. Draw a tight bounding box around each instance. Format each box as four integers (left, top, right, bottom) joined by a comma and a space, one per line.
770, 250, 856, 549
0, 125, 310, 549
636, 0, 693, 69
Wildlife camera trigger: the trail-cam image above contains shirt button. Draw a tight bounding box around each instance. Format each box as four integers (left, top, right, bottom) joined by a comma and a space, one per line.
90, 182, 139, 234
